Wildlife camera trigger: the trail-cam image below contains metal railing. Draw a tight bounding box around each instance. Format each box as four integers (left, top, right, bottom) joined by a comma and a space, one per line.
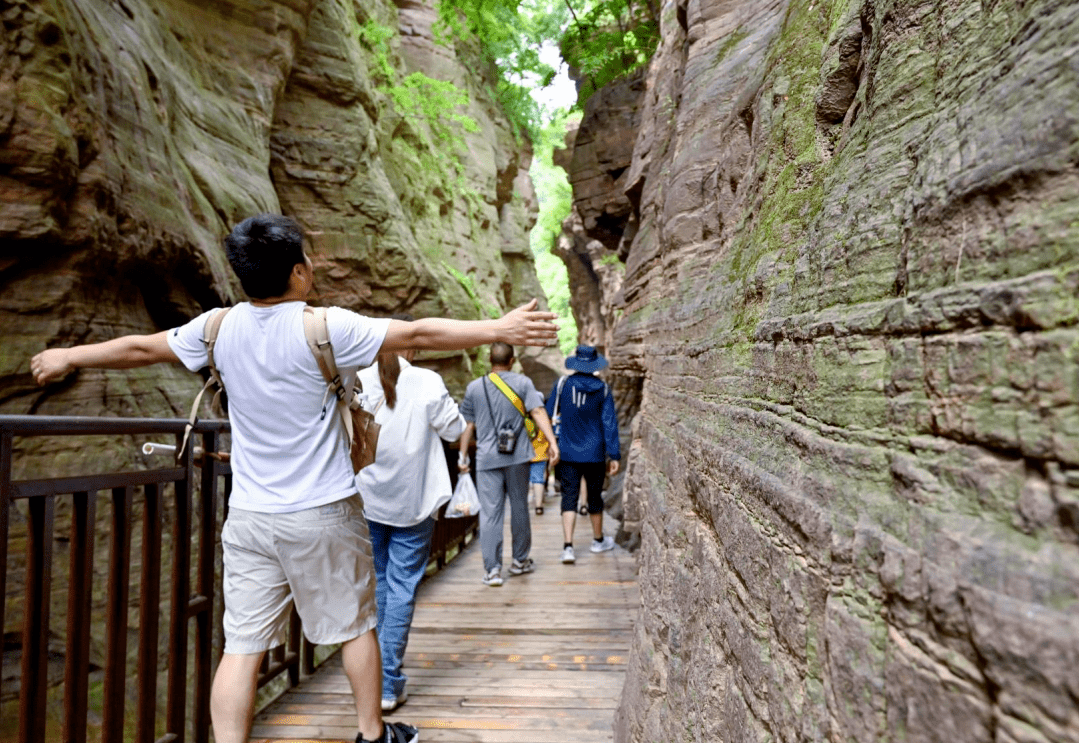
0, 415, 479, 743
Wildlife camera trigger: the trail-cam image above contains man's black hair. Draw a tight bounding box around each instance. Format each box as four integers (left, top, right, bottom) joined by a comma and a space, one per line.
224, 214, 306, 299
490, 342, 514, 367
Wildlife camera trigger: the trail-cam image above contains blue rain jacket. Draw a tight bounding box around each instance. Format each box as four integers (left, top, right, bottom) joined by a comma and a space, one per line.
546, 372, 621, 463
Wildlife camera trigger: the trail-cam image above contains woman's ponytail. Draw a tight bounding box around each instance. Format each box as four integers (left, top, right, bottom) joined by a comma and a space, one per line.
377, 313, 415, 410
377, 351, 401, 409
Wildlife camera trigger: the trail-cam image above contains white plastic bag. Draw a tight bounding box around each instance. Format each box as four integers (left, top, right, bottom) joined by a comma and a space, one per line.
446, 474, 480, 518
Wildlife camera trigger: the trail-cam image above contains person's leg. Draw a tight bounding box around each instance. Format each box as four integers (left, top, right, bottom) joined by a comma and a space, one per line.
558, 461, 583, 557
210, 652, 266, 743
532, 482, 545, 512
562, 508, 576, 544
277, 495, 397, 740
530, 460, 546, 513
368, 519, 391, 633
583, 462, 614, 552
341, 628, 384, 740
507, 462, 532, 565
559, 461, 584, 540
366, 518, 394, 703
213, 510, 293, 743
380, 517, 437, 703
476, 468, 507, 574
582, 461, 607, 537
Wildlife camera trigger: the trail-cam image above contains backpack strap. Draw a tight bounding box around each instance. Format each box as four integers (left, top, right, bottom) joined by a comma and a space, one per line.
552, 375, 567, 420
488, 372, 537, 440
179, 307, 232, 460
302, 306, 356, 454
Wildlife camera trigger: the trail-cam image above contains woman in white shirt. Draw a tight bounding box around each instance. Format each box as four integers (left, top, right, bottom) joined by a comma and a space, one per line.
356, 323, 465, 713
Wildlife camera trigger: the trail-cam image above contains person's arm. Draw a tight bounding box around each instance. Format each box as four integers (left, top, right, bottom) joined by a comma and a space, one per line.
381, 299, 557, 353
31, 332, 181, 385
430, 389, 466, 442
458, 422, 475, 472
602, 385, 621, 474
529, 407, 560, 466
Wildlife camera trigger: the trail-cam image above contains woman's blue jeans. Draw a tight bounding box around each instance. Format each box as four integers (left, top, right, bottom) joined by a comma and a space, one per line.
367, 516, 436, 700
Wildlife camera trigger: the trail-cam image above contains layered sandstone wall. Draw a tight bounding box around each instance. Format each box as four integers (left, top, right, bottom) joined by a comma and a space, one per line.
0, 0, 558, 471
560, 0, 1079, 740
0, 0, 556, 714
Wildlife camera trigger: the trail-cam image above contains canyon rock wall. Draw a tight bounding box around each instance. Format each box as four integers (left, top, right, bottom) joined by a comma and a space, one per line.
563, 0, 1079, 740
0, 0, 557, 464
0, 0, 556, 719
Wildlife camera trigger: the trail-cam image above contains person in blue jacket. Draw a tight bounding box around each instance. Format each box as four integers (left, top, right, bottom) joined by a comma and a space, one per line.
546, 345, 621, 563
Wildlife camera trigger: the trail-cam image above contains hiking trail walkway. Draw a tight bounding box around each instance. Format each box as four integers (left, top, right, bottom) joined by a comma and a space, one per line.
250, 498, 639, 742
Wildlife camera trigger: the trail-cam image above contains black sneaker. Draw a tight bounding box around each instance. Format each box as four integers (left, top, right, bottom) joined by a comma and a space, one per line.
356, 721, 419, 743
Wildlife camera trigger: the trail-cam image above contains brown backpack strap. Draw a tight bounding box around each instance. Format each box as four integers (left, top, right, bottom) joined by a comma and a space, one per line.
302, 306, 357, 452
179, 307, 232, 460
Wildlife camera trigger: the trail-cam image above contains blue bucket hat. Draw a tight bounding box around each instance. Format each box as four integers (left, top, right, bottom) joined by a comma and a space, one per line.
565, 345, 608, 373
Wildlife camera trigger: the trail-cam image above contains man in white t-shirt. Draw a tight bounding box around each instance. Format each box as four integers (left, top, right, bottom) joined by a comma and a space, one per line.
30, 213, 558, 743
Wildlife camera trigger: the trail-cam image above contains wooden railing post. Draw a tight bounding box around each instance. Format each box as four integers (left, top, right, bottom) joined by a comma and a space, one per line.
137, 482, 163, 743
193, 429, 220, 743
19, 492, 55, 743
102, 486, 133, 743
63, 491, 96, 743
0, 429, 10, 712
167, 439, 195, 742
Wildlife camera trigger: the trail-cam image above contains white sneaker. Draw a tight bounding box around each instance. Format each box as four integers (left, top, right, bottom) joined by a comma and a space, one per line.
590, 535, 615, 553
561, 546, 576, 563
509, 558, 534, 575
482, 567, 503, 586
381, 689, 407, 712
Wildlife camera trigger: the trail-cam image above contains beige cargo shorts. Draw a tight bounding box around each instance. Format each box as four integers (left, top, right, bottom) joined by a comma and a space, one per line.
220, 493, 377, 655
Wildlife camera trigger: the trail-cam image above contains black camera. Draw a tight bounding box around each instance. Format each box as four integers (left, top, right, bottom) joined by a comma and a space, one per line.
496, 425, 518, 454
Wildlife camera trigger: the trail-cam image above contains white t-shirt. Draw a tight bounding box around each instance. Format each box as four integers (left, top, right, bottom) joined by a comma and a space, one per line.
356, 359, 465, 527
167, 301, 390, 513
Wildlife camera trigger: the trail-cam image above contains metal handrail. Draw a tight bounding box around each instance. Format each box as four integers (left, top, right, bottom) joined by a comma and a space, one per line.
0, 415, 479, 743
1, 416, 292, 743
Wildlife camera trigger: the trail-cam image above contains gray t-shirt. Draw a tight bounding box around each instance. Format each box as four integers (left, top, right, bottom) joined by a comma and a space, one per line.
461, 371, 545, 471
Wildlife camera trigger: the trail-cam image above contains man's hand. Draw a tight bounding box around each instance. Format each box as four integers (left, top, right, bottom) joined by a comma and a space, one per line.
548, 443, 561, 468
31, 348, 75, 385
607, 459, 620, 476
30, 332, 179, 385
499, 299, 558, 347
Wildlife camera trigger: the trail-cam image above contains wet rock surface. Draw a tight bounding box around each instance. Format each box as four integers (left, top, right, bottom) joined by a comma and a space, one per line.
558, 0, 1079, 740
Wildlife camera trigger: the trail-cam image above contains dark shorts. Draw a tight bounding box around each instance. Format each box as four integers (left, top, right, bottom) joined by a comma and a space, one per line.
558, 461, 606, 514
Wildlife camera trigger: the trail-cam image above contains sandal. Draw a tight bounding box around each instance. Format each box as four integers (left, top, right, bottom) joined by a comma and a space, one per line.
535, 506, 544, 515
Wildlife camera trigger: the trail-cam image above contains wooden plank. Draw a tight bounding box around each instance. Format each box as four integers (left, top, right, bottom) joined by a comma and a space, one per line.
253, 506, 636, 741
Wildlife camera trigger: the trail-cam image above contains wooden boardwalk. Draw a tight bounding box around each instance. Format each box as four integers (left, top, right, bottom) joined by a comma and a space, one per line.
251, 499, 639, 742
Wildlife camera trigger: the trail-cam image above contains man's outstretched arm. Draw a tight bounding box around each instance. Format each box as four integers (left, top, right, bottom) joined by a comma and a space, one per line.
31, 332, 180, 385
382, 299, 557, 353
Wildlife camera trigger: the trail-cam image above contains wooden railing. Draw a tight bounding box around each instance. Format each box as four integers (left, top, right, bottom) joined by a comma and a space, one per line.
0, 416, 478, 743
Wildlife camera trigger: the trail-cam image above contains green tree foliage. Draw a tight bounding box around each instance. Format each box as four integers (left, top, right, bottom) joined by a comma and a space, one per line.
358, 20, 483, 216
530, 113, 579, 354
434, 0, 565, 142
560, 0, 660, 102
434, 0, 659, 139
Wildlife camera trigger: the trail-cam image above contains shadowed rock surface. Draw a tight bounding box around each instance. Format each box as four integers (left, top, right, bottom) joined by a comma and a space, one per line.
557, 0, 1079, 740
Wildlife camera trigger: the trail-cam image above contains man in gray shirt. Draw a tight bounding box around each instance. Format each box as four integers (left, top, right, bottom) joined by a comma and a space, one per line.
459, 342, 559, 585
